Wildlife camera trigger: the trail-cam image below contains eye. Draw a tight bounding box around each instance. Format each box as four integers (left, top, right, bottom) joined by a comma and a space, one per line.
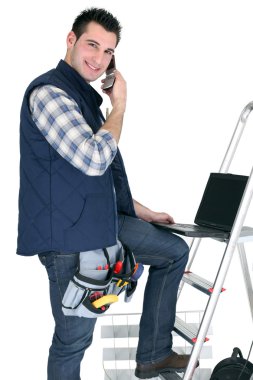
105, 50, 113, 56
88, 42, 98, 49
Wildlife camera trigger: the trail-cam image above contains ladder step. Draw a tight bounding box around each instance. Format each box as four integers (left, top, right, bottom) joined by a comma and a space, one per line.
183, 271, 226, 295
173, 316, 209, 345
160, 368, 213, 380
159, 372, 182, 379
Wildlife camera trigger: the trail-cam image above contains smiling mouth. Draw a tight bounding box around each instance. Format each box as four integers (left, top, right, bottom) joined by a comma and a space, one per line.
85, 61, 100, 72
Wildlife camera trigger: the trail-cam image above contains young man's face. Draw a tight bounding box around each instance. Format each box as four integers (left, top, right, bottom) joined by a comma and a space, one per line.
65, 21, 117, 83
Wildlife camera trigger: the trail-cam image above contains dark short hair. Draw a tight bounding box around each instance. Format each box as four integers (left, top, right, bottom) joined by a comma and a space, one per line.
72, 7, 122, 45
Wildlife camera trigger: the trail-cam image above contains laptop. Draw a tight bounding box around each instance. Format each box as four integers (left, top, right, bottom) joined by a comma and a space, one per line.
154, 173, 248, 239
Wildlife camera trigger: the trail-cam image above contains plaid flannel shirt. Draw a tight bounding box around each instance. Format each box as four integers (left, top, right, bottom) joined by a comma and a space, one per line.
29, 85, 117, 176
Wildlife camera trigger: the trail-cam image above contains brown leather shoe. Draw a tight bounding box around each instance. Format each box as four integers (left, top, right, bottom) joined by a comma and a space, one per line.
135, 351, 199, 379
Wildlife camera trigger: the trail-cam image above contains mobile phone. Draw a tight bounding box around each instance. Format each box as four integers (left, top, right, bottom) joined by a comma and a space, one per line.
102, 55, 116, 90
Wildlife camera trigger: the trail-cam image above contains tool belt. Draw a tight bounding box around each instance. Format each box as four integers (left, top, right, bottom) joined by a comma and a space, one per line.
62, 241, 143, 318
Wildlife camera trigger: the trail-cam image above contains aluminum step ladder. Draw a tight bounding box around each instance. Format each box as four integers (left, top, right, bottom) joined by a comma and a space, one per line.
160, 101, 253, 380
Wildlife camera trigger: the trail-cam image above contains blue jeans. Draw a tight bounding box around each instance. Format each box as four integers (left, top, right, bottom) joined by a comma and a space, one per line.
118, 215, 189, 364
39, 252, 97, 380
39, 214, 189, 379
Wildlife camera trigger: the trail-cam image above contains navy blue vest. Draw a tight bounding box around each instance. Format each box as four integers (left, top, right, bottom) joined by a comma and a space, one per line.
17, 60, 135, 256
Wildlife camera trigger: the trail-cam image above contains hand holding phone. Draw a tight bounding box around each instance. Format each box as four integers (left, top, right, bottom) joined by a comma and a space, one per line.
101, 55, 116, 90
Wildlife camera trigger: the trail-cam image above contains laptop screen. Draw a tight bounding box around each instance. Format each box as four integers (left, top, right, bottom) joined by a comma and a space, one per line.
194, 173, 248, 231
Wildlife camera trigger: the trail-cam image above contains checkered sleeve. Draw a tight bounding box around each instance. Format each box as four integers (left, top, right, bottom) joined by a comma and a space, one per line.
29, 85, 118, 176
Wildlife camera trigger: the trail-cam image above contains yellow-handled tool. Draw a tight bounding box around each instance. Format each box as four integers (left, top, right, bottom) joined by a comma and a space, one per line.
92, 294, 118, 309
116, 279, 129, 287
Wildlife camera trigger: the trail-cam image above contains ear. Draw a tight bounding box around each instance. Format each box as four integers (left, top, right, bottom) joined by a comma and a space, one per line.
66, 31, 77, 48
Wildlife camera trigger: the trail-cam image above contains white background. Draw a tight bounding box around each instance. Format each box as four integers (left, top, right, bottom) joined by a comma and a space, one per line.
1, 0, 253, 378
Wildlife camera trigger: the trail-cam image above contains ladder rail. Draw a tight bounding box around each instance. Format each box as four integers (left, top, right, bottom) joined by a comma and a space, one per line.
185, 238, 202, 271
177, 238, 202, 298
219, 101, 253, 173
182, 103, 253, 380
237, 243, 253, 322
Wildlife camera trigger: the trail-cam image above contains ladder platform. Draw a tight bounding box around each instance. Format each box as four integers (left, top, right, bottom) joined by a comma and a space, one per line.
183, 271, 226, 295
238, 226, 253, 240
174, 316, 209, 345
214, 226, 253, 243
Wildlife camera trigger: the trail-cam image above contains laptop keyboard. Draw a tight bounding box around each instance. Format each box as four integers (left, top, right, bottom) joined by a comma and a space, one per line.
174, 223, 194, 228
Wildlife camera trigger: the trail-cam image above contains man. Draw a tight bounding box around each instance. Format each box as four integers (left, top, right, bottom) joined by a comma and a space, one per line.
17, 8, 190, 380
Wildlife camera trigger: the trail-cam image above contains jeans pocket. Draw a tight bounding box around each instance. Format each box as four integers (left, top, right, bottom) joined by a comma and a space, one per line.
38, 255, 46, 266
38, 251, 55, 266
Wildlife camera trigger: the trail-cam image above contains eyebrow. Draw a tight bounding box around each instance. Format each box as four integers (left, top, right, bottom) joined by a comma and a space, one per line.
86, 39, 115, 53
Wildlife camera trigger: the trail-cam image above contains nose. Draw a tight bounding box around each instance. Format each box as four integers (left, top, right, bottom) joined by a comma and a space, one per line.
93, 50, 104, 67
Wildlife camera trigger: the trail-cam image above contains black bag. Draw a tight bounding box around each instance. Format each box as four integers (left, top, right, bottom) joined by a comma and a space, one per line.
210, 347, 253, 380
